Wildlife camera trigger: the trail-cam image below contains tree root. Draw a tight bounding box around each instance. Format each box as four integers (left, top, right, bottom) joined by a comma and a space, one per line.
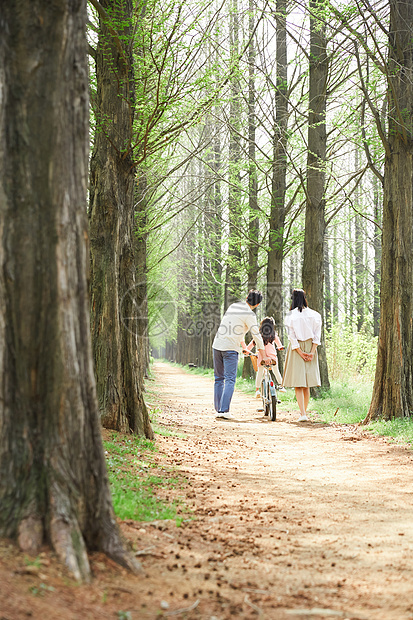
101, 531, 143, 575
50, 516, 92, 582
18, 516, 43, 555
17, 514, 141, 582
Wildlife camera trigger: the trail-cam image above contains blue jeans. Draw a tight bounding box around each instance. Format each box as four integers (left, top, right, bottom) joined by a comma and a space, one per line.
213, 349, 239, 413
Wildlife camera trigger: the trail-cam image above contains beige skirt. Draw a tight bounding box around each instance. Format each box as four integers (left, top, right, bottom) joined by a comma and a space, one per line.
282, 339, 321, 388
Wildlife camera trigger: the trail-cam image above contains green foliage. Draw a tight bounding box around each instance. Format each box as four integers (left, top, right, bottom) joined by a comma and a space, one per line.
325, 323, 378, 382
186, 364, 215, 378
104, 430, 186, 523
312, 381, 413, 446
29, 583, 55, 597
149, 406, 185, 438
24, 556, 41, 568
367, 418, 413, 445
311, 380, 373, 424
89, 0, 230, 164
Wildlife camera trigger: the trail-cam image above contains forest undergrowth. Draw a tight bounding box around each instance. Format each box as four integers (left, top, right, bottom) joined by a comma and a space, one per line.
103, 424, 189, 525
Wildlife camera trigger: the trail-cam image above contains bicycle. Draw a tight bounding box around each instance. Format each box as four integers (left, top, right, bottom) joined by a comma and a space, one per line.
243, 351, 278, 421
260, 362, 278, 421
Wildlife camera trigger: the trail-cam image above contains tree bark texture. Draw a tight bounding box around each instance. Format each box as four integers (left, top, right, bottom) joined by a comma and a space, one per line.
365, 0, 413, 421
354, 148, 365, 331
247, 0, 259, 293
135, 174, 150, 376
0, 0, 140, 581
372, 173, 382, 337
302, 0, 330, 391
176, 168, 198, 367
324, 232, 331, 332
225, 0, 242, 307
89, 0, 153, 437
266, 0, 288, 340
243, 0, 259, 381
202, 119, 222, 369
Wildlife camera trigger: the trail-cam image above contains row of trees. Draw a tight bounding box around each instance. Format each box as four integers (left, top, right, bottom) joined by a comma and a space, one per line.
148, 0, 412, 424
154, 2, 386, 378
0, 0, 412, 581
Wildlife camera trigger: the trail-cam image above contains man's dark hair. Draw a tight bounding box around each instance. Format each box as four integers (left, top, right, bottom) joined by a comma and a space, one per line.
246, 289, 263, 306
290, 288, 308, 312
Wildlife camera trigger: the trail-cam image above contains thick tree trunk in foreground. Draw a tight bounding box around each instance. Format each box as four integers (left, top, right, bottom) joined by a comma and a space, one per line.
0, 0, 139, 581
89, 0, 153, 437
365, 0, 413, 421
302, 0, 330, 392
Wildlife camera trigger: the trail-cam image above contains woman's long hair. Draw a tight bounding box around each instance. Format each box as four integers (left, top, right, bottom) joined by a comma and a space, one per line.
259, 316, 276, 345
290, 288, 308, 313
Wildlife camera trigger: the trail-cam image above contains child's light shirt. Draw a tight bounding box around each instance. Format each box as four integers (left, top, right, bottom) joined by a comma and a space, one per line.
243, 337, 283, 366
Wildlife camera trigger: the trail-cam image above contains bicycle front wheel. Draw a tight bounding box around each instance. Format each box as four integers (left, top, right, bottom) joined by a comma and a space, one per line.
268, 370, 277, 421
261, 379, 268, 416
269, 393, 277, 421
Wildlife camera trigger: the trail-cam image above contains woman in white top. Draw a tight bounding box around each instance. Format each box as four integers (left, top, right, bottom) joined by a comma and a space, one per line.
283, 289, 322, 422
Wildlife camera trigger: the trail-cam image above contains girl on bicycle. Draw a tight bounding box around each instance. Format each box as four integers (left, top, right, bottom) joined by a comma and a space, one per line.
242, 316, 286, 398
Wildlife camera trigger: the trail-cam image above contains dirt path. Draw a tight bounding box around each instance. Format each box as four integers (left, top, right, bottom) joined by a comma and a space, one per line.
2, 361, 413, 620
148, 363, 413, 619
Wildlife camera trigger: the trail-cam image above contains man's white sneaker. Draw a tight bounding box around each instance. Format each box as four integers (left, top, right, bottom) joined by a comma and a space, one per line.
298, 414, 309, 422
278, 386, 287, 393
215, 412, 234, 420
255, 390, 261, 399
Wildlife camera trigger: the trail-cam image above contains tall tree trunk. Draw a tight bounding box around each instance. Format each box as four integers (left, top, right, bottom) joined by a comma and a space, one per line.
365, 0, 413, 421
135, 173, 150, 375
266, 0, 288, 335
247, 0, 259, 292
354, 148, 365, 331
265, 0, 288, 373
0, 0, 139, 582
332, 228, 339, 324
372, 172, 382, 337
302, 0, 330, 391
203, 117, 222, 369
89, 0, 152, 437
176, 164, 196, 366
225, 0, 242, 307
354, 214, 364, 331
243, 0, 260, 380
324, 230, 331, 332
349, 215, 355, 326
342, 215, 349, 322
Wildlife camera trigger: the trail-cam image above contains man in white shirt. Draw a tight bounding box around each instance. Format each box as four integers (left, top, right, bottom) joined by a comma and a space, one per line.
212, 290, 270, 419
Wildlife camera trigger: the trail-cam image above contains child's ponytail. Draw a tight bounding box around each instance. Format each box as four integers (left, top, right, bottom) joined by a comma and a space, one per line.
259, 316, 276, 345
